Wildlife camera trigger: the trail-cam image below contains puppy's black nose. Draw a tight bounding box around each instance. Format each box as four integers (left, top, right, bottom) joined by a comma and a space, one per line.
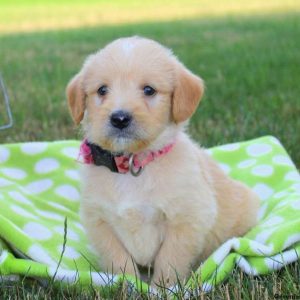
110, 110, 132, 129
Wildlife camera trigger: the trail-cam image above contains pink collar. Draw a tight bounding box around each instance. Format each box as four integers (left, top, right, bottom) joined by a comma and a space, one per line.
79, 139, 175, 176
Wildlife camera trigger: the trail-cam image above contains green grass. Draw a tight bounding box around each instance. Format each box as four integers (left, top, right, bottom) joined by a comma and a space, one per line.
1, 263, 299, 299
0, 0, 300, 298
0, 0, 299, 34
1, 11, 299, 165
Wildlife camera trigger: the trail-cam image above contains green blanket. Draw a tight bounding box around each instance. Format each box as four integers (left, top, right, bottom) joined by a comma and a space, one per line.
0, 136, 299, 295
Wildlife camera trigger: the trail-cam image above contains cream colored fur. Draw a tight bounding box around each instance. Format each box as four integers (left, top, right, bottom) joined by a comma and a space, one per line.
66, 36, 260, 286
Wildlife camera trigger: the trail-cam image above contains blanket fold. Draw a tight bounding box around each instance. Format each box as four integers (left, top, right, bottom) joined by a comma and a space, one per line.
0, 136, 299, 295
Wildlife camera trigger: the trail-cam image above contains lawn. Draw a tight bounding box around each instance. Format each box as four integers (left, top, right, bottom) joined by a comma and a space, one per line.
0, 0, 300, 298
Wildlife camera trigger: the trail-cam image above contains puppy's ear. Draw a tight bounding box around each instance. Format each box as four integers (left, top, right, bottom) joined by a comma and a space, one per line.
172, 63, 204, 123
66, 73, 86, 125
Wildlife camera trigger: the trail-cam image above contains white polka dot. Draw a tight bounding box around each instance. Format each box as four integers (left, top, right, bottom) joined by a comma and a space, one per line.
0, 275, 20, 282
54, 226, 79, 241
25, 179, 53, 194
58, 245, 80, 259
291, 183, 300, 193
275, 199, 290, 209
251, 165, 274, 177
255, 228, 276, 244
73, 222, 84, 232
47, 267, 78, 284
23, 222, 53, 240
53, 226, 66, 235
249, 240, 272, 255
262, 216, 284, 227
21, 142, 48, 155
232, 238, 240, 249
36, 209, 65, 221
211, 238, 239, 264
65, 169, 80, 181
237, 159, 257, 169
28, 244, 57, 266
47, 202, 69, 212
291, 200, 300, 210
269, 137, 281, 145
237, 257, 258, 275
218, 143, 240, 151
273, 190, 289, 199
87, 245, 98, 255
272, 155, 294, 167
1, 167, 27, 180
0, 250, 9, 264
283, 233, 300, 250
11, 205, 39, 220
55, 185, 80, 202
246, 143, 272, 157
205, 149, 213, 156
264, 257, 281, 270
252, 183, 274, 201
91, 272, 117, 286
257, 202, 268, 220
35, 158, 60, 174
167, 285, 182, 295
8, 191, 32, 206
249, 240, 261, 254
264, 250, 298, 270
0, 178, 13, 187
61, 147, 78, 159
0, 146, 10, 163
218, 163, 231, 174
202, 282, 213, 292
212, 246, 226, 264
284, 171, 300, 182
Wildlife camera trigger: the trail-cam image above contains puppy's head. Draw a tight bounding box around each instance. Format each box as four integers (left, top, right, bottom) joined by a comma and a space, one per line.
67, 36, 204, 153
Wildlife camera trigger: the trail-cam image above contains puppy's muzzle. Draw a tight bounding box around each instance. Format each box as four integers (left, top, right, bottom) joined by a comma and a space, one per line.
110, 110, 132, 130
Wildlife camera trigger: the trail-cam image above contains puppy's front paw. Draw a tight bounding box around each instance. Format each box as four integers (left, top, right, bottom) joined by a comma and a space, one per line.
102, 257, 140, 279
151, 265, 183, 287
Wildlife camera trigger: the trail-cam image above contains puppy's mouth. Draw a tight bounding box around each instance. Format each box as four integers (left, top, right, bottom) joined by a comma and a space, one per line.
107, 121, 140, 140
103, 124, 148, 153
109, 131, 136, 146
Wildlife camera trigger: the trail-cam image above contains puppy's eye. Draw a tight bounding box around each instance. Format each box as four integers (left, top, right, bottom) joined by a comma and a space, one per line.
143, 86, 156, 96
97, 85, 108, 96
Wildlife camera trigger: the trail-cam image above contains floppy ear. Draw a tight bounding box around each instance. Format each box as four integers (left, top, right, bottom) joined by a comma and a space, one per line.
66, 73, 86, 125
172, 63, 204, 123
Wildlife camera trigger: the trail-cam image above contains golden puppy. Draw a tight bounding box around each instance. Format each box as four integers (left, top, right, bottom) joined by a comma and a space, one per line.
66, 36, 259, 286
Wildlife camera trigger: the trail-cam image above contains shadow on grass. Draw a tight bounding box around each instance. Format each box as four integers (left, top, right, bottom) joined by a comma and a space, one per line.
0, 12, 299, 166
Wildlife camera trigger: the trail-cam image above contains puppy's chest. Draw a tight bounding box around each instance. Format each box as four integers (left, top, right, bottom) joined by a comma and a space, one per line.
96, 175, 167, 265
98, 175, 165, 226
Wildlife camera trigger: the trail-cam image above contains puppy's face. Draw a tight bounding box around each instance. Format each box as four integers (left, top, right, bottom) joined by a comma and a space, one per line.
67, 37, 204, 153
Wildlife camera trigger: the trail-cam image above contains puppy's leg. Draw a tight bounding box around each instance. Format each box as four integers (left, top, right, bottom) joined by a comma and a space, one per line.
152, 223, 204, 286
87, 220, 139, 277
